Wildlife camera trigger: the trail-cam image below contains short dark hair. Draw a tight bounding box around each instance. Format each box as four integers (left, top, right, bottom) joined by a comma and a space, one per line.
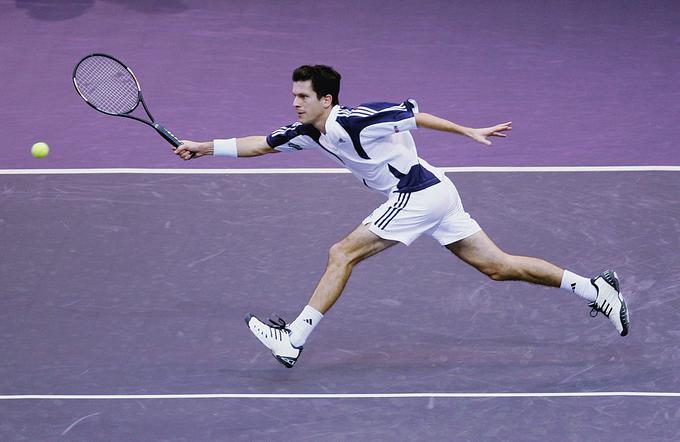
292, 65, 341, 106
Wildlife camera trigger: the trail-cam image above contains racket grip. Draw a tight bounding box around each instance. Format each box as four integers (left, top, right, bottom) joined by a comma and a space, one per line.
153, 123, 182, 148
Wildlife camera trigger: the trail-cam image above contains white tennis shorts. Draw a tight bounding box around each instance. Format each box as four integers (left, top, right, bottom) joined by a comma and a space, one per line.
362, 176, 481, 246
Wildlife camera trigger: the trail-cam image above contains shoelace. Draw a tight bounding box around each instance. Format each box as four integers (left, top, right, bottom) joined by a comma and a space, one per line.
589, 300, 612, 318
268, 316, 288, 330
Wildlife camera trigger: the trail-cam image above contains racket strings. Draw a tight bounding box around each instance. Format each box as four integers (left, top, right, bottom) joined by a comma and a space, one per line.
74, 56, 140, 114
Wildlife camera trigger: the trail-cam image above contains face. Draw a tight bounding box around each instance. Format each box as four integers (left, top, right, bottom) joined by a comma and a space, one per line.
292, 80, 331, 124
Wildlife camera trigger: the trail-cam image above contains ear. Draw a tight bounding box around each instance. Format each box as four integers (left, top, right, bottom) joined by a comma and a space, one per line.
322, 94, 333, 108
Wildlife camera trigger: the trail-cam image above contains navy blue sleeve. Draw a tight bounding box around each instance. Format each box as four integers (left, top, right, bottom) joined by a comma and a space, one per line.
266, 123, 318, 152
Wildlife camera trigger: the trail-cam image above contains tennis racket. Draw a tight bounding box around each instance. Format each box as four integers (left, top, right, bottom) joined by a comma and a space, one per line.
73, 53, 184, 149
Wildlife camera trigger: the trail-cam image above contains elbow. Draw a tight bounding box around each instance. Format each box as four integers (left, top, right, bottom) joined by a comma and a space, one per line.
259, 144, 279, 155
238, 136, 278, 157
252, 145, 278, 156
415, 112, 429, 128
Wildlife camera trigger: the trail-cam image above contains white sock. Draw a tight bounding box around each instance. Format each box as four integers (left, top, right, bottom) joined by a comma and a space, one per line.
560, 270, 597, 302
288, 305, 323, 348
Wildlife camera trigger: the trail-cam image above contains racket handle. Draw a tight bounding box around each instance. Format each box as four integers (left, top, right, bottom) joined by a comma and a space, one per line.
153, 123, 182, 148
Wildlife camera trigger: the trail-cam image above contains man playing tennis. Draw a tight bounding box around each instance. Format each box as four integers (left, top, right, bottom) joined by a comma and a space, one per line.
175, 65, 629, 368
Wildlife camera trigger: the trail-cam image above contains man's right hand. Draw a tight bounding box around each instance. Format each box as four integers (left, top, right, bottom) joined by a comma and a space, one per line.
174, 140, 211, 161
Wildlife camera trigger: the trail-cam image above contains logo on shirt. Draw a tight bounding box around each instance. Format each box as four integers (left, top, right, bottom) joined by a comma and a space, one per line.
338, 137, 346, 143
394, 125, 400, 133
287, 142, 302, 150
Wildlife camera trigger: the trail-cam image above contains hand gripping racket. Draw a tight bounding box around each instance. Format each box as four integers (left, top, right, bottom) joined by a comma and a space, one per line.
73, 53, 184, 150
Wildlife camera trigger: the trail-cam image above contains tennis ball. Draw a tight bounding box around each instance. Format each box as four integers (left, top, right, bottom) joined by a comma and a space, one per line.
31, 142, 49, 158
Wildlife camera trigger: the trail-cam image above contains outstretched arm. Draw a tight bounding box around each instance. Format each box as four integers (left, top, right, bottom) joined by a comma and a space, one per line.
415, 112, 512, 146
174, 136, 279, 161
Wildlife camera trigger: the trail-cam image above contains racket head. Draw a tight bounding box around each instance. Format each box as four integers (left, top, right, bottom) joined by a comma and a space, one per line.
73, 53, 142, 116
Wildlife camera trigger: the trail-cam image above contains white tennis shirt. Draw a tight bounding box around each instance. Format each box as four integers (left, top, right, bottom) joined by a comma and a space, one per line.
266, 100, 442, 195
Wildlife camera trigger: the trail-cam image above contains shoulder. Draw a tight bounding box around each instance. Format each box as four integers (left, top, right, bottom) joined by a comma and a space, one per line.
338, 100, 418, 120
335, 100, 418, 130
354, 100, 418, 114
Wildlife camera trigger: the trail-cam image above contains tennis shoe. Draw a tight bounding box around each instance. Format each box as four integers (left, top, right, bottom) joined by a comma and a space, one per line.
589, 270, 629, 336
245, 314, 302, 368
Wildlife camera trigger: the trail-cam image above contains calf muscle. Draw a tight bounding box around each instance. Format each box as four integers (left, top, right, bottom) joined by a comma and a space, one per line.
447, 231, 562, 287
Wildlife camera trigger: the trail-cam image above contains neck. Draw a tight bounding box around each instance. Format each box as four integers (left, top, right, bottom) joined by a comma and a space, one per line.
312, 106, 334, 134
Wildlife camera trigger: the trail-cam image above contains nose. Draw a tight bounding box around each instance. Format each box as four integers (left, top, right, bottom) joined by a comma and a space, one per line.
293, 96, 302, 107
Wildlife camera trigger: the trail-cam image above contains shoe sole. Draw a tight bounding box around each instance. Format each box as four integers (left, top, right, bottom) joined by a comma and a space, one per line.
619, 300, 629, 336
604, 271, 630, 337
611, 272, 630, 337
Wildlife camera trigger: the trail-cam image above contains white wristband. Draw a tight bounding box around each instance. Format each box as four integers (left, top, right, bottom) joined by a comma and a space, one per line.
213, 138, 238, 157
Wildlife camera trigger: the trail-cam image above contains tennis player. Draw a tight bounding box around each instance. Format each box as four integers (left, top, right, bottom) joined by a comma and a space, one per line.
175, 65, 629, 368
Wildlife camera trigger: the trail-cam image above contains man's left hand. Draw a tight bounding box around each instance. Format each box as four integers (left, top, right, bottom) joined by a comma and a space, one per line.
467, 121, 512, 146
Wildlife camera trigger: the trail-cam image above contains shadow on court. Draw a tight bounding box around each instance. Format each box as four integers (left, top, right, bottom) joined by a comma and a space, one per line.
15, 0, 188, 20
15, 0, 94, 21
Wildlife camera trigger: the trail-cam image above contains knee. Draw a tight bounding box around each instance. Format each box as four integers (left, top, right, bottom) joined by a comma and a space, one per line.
328, 242, 353, 267
480, 256, 516, 281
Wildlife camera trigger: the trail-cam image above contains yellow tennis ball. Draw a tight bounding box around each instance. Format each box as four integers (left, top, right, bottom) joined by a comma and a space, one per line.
31, 142, 49, 158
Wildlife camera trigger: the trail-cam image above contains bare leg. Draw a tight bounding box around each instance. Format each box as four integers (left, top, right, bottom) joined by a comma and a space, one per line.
308, 224, 398, 313
446, 230, 563, 287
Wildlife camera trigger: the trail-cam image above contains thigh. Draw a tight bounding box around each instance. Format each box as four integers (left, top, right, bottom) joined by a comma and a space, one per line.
337, 223, 399, 262
428, 177, 481, 245
445, 230, 508, 269
362, 184, 450, 246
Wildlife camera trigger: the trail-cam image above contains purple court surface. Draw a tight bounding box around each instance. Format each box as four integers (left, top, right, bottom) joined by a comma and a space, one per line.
1, 0, 680, 441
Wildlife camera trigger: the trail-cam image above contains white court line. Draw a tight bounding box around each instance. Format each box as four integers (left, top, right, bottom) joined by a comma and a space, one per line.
1, 165, 680, 175
1, 392, 679, 400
